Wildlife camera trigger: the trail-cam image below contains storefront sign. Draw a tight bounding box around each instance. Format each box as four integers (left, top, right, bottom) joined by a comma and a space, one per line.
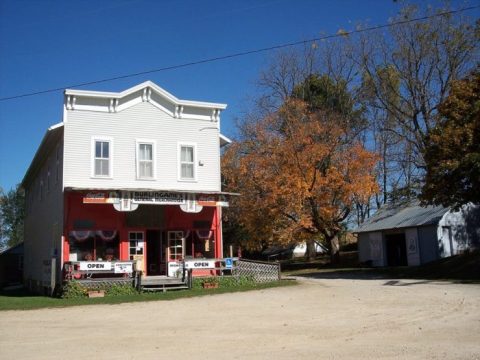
83, 192, 119, 204
184, 260, 216, 269
197, 195, 229, 207
114, 262, 133, 274
197, 195, 217, 207
79, 262, 112, 271
131, 192, 185, 205
83, 191, 229, 208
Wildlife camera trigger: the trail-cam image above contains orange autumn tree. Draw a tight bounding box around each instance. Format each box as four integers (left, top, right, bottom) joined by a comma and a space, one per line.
222, 99, 378, 261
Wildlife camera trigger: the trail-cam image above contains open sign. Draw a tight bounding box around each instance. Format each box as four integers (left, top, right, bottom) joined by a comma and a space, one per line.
184, 260, 216, 269
79, 262, 112, 271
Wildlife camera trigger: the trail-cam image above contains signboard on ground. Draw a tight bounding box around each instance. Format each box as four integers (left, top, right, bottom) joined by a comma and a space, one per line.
168, 262, 182, 277
114, 262, 133, 274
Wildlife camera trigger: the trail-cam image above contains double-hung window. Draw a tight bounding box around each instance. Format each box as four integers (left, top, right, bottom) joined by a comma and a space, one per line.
92, 137, 113, 178
179, 143, 196, 181
136, 140, 155, 179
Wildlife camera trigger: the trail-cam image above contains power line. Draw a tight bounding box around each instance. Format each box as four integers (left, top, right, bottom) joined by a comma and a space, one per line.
1, 5, 478, 102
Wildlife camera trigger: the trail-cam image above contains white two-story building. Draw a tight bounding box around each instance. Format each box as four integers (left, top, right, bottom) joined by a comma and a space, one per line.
21, 81, 231, 293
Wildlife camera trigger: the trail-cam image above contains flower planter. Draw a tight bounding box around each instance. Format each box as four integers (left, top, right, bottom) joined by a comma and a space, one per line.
202, 282, 219, 289
88, 290, 105, 298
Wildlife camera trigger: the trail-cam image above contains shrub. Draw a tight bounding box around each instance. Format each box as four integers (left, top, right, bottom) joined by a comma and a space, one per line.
106, 284, 138, 296
62, 281, 138, 298
62, 281, 88, 299
192, 275, 257, 289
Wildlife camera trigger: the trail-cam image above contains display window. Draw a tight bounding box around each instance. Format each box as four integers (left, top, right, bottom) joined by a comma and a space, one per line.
68, 230, 119, 261
183, 230, 215, 258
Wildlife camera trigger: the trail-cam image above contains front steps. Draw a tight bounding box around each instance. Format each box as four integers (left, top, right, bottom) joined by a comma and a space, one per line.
137, 275, 189, 292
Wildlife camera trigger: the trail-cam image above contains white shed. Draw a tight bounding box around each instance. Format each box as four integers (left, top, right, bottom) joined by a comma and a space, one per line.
354, 201, 480, 267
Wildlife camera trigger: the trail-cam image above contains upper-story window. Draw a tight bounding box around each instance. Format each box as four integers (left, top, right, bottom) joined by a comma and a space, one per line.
136, 140, 156, 180
179, 143, 196, 181
92, 137, 113, 178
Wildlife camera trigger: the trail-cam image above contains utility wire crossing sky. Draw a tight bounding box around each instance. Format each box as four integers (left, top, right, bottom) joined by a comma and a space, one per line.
0, 0, 478, 191
0, 5, 477, 102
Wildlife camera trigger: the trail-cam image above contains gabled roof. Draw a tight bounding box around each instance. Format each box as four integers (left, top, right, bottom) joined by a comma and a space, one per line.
354, 200, 449, 233
65, 80, 227, 110
0, 242, 24, 256
219, 133, 232, 147
21, 122, 64, 188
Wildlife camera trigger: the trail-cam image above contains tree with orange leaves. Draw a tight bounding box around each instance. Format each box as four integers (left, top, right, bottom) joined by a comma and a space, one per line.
222, 99, 378, 261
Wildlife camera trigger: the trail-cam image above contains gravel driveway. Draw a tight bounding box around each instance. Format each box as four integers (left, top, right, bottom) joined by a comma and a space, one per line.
1, 277, 479, 359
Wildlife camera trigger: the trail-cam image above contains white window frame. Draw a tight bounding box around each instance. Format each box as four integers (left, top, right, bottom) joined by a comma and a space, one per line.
178, 142, 197, 182
136, 139, 156, 180
168, 231, 185, 261
91, 136, 113, 178
128, 231, 145, 260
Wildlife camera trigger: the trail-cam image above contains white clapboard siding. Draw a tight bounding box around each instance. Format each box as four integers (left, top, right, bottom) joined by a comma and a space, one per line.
23, 139, 64, 286
63, 101, 221, 191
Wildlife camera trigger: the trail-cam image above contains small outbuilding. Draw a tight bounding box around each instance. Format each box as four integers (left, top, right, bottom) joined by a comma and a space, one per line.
0, 243, 24, 288
354, 201, 480, 267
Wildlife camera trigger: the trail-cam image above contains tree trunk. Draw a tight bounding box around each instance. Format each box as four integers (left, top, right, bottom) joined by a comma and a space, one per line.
329, 236, 340, 264
305, 239, 317, 261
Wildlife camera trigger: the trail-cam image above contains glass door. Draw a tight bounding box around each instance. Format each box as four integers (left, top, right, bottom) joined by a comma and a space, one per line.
167, 231, 184, 276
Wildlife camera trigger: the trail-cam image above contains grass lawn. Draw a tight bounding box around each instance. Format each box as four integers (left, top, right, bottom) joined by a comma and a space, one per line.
0, 280, 296, 312
283, 250, 480, 283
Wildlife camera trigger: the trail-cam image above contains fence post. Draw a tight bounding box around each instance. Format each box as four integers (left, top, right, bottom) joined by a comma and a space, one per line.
188, 269, 193, 289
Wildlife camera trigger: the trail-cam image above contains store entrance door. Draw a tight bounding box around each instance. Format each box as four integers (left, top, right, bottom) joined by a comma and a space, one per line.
146, 230, 163, 276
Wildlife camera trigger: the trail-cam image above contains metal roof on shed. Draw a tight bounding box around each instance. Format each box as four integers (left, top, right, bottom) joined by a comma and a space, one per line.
354, 200, 449, 233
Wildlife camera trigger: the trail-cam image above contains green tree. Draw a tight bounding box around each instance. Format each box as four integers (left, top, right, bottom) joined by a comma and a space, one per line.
292, 74, 355, 116
421, 69, 480, 208
0, 185, 25, 248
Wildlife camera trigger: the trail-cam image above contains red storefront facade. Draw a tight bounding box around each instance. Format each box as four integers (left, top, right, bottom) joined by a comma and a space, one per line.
63, 191, 224, 278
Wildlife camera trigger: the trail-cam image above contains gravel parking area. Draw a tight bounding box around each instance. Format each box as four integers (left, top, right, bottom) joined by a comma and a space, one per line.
1, 277, 479, 359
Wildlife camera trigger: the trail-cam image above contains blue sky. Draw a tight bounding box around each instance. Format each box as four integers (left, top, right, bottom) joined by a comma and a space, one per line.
0, 0, 477, 192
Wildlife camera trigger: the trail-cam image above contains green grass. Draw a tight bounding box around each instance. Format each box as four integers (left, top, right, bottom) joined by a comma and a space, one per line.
0, 280, 297, 311
284, 250, 480, 283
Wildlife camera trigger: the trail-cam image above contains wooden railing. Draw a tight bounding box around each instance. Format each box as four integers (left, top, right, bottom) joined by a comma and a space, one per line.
63, 261, 136, 280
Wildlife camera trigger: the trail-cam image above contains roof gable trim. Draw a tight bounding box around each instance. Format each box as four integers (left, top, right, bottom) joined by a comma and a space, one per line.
64, 81, 227, 117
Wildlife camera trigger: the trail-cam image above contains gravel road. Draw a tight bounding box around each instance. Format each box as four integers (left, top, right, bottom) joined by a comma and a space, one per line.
1, 277, 479, 359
